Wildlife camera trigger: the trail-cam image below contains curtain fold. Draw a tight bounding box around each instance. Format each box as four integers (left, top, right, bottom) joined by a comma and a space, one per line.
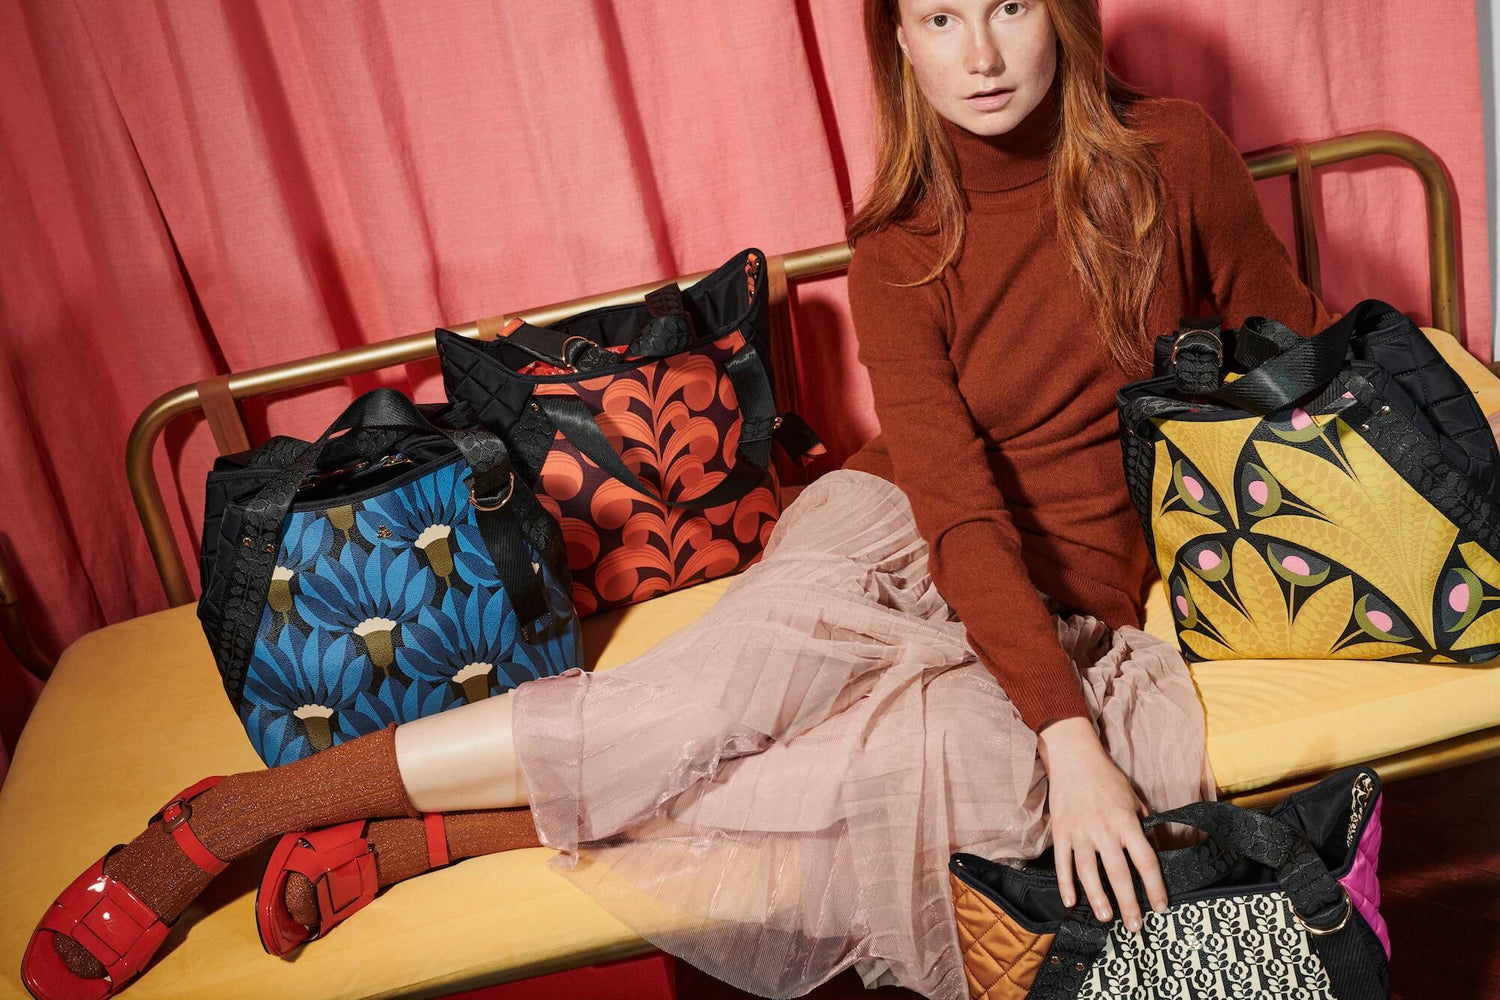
0, 0, 1488, 776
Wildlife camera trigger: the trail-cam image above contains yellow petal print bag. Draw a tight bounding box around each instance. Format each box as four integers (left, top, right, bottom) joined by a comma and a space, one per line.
1118, 301, 1500, 662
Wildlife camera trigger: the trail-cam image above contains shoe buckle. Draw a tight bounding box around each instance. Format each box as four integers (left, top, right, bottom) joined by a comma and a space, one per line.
161, 799, 192, 832
316, 849, 378, 923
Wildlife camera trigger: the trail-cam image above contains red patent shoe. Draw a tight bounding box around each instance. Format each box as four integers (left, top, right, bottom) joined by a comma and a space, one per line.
256, 812, 449, 956
21, 776, 227, 1000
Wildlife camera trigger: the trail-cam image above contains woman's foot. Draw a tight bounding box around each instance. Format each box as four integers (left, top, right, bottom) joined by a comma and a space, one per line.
26, 777, 230, 994
265, 808, 542, 953
23, 726, 416, 999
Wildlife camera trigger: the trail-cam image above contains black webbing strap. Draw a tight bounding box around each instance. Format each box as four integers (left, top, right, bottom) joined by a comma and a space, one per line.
441, 422, 553, 642
1024, 902, 1110, 1000
1307, 913, 1393, 998
1163, 304, 1399, 417
770, 410, 824, 464
1206, 312, 1354, 414
533, 341, 779, 511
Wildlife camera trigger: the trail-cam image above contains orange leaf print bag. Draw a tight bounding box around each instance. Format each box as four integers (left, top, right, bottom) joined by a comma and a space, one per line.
435, 249, 824, 617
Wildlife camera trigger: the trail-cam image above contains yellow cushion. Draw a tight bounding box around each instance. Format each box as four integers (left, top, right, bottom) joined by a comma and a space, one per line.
1142, 586, 1500, 795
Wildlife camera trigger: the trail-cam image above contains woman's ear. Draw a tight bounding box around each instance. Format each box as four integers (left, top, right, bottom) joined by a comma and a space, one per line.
895, 23, 910, 60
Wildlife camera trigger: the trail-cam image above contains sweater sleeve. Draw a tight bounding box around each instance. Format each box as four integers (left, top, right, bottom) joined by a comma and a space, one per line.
846, 230, 1092, 734
1190, 106, 1334, 335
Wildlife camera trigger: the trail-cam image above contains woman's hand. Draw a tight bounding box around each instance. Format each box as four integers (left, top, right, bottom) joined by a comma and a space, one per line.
1037, 716, 1169, 932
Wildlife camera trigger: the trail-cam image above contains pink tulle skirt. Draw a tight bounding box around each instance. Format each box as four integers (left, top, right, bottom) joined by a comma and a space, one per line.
511, 470, 1216, 999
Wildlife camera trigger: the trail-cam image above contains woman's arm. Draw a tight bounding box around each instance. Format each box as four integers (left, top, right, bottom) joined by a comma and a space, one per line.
1190, 106, 1334, 334
846, 231, 1090, 735
848, 230, 1169, 932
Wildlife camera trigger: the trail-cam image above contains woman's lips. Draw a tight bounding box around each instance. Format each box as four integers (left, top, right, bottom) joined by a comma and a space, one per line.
965, 89, 1014, 112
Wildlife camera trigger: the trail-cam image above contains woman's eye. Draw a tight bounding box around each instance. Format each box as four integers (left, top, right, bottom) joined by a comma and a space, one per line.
999, 2, 1024, 15
928, 13, 952, 28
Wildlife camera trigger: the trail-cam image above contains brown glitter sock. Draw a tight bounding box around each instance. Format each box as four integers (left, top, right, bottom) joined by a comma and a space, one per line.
53, 725, 416, 979
283, 807, 542, 928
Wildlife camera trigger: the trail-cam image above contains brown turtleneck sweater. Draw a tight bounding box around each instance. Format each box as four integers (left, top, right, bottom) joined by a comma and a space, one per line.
843, 81, 1330, 733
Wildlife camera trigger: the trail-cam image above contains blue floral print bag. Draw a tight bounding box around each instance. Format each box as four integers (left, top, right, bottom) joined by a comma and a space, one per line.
197, 388, 581, 764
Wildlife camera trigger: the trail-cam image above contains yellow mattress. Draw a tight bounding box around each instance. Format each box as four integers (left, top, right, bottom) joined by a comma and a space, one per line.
2, 329, 1497, 999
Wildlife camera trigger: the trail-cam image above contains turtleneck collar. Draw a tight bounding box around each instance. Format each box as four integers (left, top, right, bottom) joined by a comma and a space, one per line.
940, 73, 1060, 193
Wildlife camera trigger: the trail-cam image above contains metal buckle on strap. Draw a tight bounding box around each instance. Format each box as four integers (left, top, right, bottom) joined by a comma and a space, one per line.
559, 335, 597, 373
1292, 885, 1353, 936
161, 799, 192, 832
468, 471, 515, 512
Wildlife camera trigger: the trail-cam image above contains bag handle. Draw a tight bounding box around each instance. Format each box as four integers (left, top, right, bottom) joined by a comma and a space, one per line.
1138, 800, 1352, 933
532, 339, 781, 511
205, 390, 554, 706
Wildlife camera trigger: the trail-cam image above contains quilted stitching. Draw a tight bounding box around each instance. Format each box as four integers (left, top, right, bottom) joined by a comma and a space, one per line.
949, 873, 1051, 1000
1340, 795, 1390, 959
438, 337, 525, 433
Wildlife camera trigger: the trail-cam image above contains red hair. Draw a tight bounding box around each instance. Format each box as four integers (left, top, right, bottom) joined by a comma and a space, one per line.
847, 0, 1166, 369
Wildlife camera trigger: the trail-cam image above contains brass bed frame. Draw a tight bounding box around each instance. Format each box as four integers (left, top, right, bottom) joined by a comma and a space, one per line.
11, 129, 1494, 809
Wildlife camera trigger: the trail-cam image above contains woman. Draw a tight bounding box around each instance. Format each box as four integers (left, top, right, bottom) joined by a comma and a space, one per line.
26, 1, 1330, 998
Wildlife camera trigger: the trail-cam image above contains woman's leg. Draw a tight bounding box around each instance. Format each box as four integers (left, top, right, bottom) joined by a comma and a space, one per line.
279, 693, 536, 930
48, 725, 415, 977
393, 688, 528, 810
281, 808, 542, 928
47, 692, 536, 981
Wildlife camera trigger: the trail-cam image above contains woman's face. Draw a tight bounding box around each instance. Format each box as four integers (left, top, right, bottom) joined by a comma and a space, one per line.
895, 0, 1058, 137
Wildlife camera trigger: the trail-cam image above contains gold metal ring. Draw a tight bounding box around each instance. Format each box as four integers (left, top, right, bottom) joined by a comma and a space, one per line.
1292, 889, 1353, 936
559, 335, 596, 373
468, 472, 515, 512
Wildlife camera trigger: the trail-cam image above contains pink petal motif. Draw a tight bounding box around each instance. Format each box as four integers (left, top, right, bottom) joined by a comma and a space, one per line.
1366, 610, 1394, 633
1339, 796, 1390, 959
1290, 407, 1313, 430
1342, 391, 1355, 399
1281, 555, 1311, 576
1248, 480, 1269, 506
1175, 595, 1190, 617
1197, 549, 1221, 571
1182, 475, 1205, 502
1449, 583, 1471, 613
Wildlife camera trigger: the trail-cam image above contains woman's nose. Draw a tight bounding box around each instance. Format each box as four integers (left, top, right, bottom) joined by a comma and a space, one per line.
965, 30, 1004, 75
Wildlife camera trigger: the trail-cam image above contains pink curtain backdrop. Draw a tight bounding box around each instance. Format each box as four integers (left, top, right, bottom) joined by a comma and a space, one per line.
0, 0, 1488, 781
